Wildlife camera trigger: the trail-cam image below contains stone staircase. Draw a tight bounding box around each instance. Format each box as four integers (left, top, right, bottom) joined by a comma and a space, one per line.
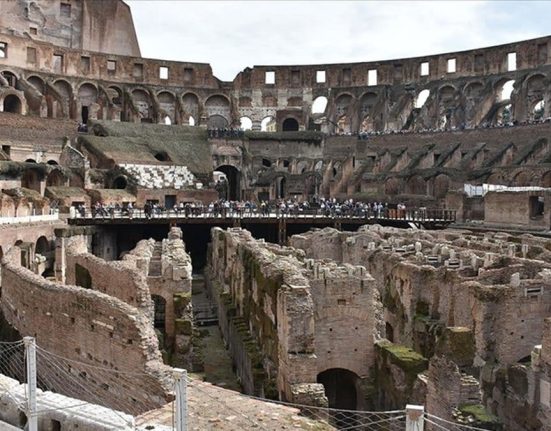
120, 163, 196, 189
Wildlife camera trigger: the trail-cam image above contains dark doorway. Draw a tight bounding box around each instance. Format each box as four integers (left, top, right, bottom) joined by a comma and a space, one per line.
75, 263, 92, 289
152, 295, 166, 331
282, 118, 299, 131
165, 195, 176, 210
215, 165, 241, 200
317, 368, 359, 427
3, 95, 22, 114
81, 105, 89, 124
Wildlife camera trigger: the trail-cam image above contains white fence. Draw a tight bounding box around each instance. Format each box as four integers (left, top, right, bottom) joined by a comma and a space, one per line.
0, 213, 59, 225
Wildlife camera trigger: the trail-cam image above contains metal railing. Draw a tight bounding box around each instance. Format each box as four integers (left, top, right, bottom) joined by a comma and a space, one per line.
70, 207, 456, 223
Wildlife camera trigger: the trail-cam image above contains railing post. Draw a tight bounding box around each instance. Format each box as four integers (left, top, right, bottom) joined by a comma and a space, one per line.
173, 368, 188, 431
23, 337, 38, 431
405, 404, 424, 431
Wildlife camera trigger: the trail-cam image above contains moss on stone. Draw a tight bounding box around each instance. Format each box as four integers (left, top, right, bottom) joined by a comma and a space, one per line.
459, 404, 500, 425
378, 341, 428, 377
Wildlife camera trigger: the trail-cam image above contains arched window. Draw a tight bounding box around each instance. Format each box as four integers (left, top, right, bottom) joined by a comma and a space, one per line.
260, 116, 275, 132
415, 89, 430, 108
188, 116, 195, 126
499, 80, 515, 101
163, 115, 172, 125
311, 96, 328, 114
3, 94, 22, 114
282, 118, 299, 131
239, 116, 252, 130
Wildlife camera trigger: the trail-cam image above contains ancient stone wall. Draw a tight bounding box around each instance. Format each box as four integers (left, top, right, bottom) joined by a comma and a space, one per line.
207, 227, 379, 408
0, 247, 172, 413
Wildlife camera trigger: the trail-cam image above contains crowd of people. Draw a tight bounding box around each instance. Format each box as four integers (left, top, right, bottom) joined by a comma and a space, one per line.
78, 197, 415, 220
333, 116, 551, 140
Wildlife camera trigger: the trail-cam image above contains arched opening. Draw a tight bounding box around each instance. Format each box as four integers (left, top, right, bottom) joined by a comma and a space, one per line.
28, 76, 45, 94
261, 116, 275, 132
415, 89, 430, 108
154, 151, 171, 162
77, 83, 97, 123
47, 160, 58, 165
239, 116, 252, 130
25, 159, 37, 163
207, 115, 228, 129
215, 165, 240, 200
182, 93, 200, 121
312, 96, 328, 114
406, 175, 426, 195
21, 169, 41, 192
158, 91, 175, 124
512, 171, 530, 187
3, 94, 22, 114
188, 116, 196, 126
35, 235, 53, 277
498, 80, 515, 102
276, 177, 286, 199
112, 176, 127, 189
131, 89, 152, 122
317, 368, 359, 425
282, 118, 299, 131
262, 158, 272, 168
46, 170, 65, 187
533, 100, 545, 121
2, 71, 17, 87
152, 295, 167, 332
74, 263, 92, 289
163, 115, 172, 125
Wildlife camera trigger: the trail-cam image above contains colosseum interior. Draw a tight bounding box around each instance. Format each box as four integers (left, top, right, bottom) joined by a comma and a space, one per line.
0, 0, 550, 430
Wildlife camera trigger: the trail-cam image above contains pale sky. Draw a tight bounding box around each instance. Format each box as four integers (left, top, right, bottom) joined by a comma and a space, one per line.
126, 1, 551, 82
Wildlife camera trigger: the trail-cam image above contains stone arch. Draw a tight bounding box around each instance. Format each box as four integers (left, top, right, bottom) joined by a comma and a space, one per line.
260, 116, 275, 132
107, 85, 123, 121
77, 82, 98, 124
2, 94, 22, 114
1, 70, 18, 87
112, 176, 127, 189
27, 75, 46, 94
215, 165, 241, 200
131, 88, 153, 122
205, 94, 230, 123
334, 93, 353, 123
359, 92, 378, 132
239, 116, 252, 130
51, 79, 73, 119
157, 91, 175, 124
208, 115, 228, 129
385, 177, 400, 195
21, 169, 41, 192
486, 172, 505, 185
432, 174, 450, 198
415, 89, 430, 108
405, 175, 426, 195
317, 368, 360, 412
512, 171, 530, 187
182, 92, 200, 120
312, 96, 328, 115
282, 117, 299, 131
35, 235, 54, 277
46, 169, 65, 187
495, 78, 515, 102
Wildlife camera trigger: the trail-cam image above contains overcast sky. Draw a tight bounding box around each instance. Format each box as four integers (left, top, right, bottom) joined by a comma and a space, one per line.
126, 1, 551, 81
